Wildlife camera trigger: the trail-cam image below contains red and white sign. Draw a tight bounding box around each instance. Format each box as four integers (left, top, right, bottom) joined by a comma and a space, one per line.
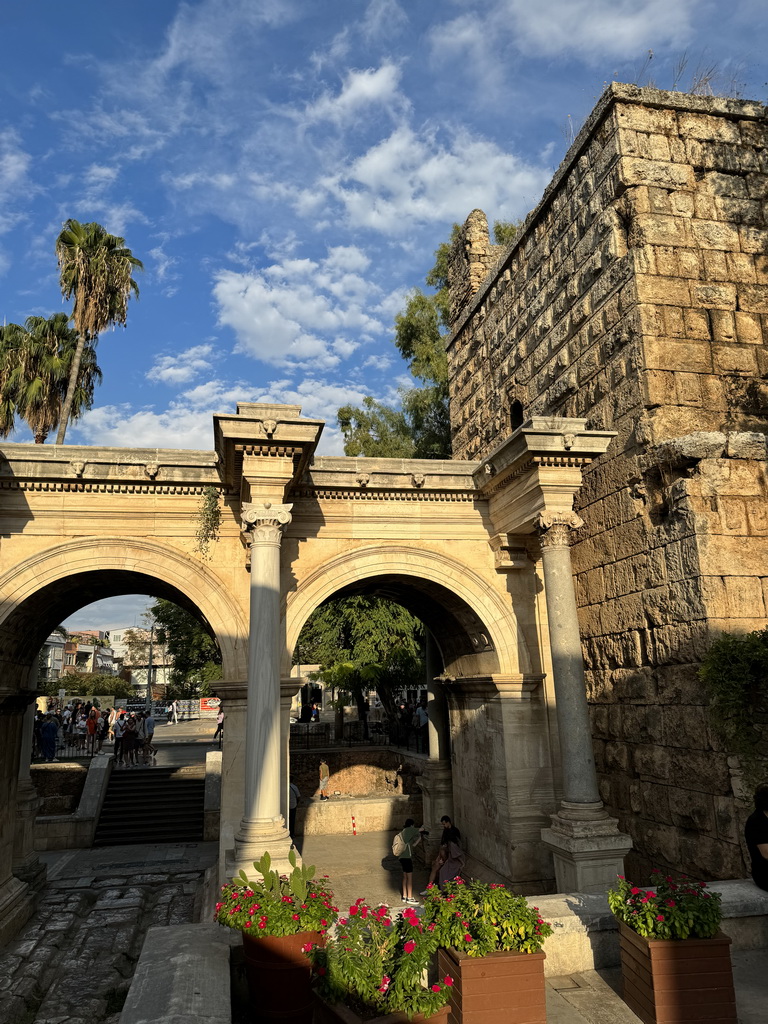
200, 697, 221, 711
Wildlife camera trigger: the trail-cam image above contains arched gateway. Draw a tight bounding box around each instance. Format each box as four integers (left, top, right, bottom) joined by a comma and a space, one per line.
0, 401, 630, 940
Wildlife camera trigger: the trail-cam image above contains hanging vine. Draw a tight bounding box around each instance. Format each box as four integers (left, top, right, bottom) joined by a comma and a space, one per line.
195, 485, 222, 559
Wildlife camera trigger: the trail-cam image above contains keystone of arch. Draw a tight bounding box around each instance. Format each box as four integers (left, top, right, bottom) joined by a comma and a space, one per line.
0, 536, 248, 680
285, 544, 530, 675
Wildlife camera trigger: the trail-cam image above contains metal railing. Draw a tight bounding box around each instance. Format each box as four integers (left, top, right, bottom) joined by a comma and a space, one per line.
289, 720, 429, 753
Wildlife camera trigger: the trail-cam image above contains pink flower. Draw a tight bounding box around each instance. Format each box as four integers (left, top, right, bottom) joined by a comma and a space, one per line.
443, 977, 454, 987
630, 887, 641, 895
403, 940, 416, 954
302, 943, 314, 952
464, 934, 472, 942
427, 923, 436, 931
215, 902, 223, 911
361, 906, 369, 919
292, 914, 300, 921
244, 922, 251, 928
320, 919, 328, 927
383, 918, 391, 927
656, 914, 665, 922
431, 985, 441, 993
258, 921, 266, 929
665, 900, 676, 908
349, 906, 359, 916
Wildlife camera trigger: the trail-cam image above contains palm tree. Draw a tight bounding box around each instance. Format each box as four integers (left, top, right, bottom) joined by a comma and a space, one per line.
55, 219, 143, 444
0, 314, 102, 442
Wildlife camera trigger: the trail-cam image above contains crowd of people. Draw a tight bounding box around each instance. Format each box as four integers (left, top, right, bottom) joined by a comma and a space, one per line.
32, 703, 158, 766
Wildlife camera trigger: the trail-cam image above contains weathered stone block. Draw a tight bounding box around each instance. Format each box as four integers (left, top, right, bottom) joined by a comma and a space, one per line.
635, 274, 691, 306
713, 344, 757, 374
690, 219, 741, 251
738, 284, 768, 313
693, 282, 737, 309
667, 787, 716, 833
619, 157, 695, 190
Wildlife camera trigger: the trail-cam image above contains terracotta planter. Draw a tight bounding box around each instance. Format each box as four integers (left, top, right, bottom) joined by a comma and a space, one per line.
437, 946, 546, 1024
242, 930, 321, 1024
617, 921, 737, 1024
313, 993, 450, 1024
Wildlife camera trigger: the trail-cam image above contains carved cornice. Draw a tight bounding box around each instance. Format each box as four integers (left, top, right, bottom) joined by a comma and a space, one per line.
535, 511, 584, 548
289, 486, 477, 503
0, 480, 220, 495
441, 674, 544, 699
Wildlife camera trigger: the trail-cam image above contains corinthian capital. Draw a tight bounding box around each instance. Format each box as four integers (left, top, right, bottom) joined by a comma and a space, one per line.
241, 502, 293, 545
535, 511, 584, 548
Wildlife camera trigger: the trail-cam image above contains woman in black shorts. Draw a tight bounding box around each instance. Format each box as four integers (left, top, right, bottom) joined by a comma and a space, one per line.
397, 818, 425, 904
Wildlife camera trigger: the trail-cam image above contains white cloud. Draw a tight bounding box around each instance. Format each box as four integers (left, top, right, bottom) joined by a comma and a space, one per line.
147, 344, 215, 385
72, 375, 371, 455
324, 125, 549, 233
301, 63, 406, 126
0, 129, 32, 240
213, 249, 385, 368
361, 0, 409, 43
430, 0, 695, 62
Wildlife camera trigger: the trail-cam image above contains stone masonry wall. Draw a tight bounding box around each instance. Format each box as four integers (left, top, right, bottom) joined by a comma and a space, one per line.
446, 84, 768, 881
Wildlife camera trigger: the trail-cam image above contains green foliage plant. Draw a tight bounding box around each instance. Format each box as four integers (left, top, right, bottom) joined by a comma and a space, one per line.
214, 849, 337, 937
698, 627, 768, 792
308, 899, 453, 1020
607, 871, 722, 940
195, 485, 222, 558
420, 878, 552, 956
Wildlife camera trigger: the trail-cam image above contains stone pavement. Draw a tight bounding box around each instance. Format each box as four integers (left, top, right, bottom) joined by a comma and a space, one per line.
0, 841, 217, 1024
4, 728, 765, 1024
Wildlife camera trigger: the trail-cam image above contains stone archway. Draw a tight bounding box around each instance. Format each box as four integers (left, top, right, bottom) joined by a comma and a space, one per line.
285, 544, 532, 679
0, 536, 249, 690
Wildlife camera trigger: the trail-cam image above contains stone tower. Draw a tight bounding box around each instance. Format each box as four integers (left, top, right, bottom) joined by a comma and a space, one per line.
446, 83, 768, 880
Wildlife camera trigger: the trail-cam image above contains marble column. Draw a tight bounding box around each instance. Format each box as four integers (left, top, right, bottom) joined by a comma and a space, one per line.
231, 502, 294, 876
280, 677, 302, 839
420, 634, 454, 856
13, 700, 45, 886
536, 511, 632, 893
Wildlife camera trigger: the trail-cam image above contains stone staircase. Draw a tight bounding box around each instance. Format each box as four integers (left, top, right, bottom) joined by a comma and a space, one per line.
93, 764, 205, 846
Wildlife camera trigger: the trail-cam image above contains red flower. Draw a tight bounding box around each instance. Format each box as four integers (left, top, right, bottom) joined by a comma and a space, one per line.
292, 914, 300, 921
630, 887, 641, 895
656, 914, 665, 921
443, 976, 454, 987
320, 920, 328, 927
427, 923, 436, 931
317, 967, 326, 976
464, 934, 472, 942
301, 943, 314, 952
349, 906, 359, 916
431, 985, 441, 993
403, 940, 416, 954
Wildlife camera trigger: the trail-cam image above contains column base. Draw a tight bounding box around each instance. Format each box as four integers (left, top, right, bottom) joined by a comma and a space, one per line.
541, 810, 632, 894
0, 876, 35, 947
228, 816, 299, 880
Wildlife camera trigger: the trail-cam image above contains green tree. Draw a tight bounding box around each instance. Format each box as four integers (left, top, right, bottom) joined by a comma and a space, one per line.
338, 220, 521, 458
55, 219, 143, 444
149, 599, 222, 697
40, 672, 133, 699
297, 596, 425, 730
0, 314, 101, 442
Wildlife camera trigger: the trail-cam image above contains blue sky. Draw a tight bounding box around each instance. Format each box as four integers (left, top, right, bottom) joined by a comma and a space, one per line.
3, 0, 762, 631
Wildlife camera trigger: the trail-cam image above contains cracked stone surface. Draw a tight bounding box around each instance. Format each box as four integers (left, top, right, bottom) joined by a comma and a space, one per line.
0, 842, 217, 1024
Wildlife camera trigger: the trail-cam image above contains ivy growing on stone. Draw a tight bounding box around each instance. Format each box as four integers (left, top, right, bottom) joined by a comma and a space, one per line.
195, 485, 222, 559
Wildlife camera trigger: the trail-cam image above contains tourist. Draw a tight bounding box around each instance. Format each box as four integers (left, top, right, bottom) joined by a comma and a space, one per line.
123, 713, 138, 767
167, 699, 178, 725
289, 780, 301, 838
745, 783, 768, 892
144, 710, 156, 759
318, 759, 330, 800
96, 710, 108, 753
40, 714, 58, 762
86, 707, 100, 756
437, 827, 466, 887
213, 707, 224, 742
310, 702, 320, 723
135, 713, 148, 766
396, 817, 426, 904
421, 815, 461, 893
74, 713, 87, 752
113, 712, 126, 765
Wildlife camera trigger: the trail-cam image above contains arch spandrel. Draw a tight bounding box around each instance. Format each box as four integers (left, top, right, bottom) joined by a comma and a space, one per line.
283, 544, 532, 678
0, 536, 248, 686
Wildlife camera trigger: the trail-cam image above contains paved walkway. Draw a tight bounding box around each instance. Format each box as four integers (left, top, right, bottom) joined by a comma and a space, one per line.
6, 725, 765, 1024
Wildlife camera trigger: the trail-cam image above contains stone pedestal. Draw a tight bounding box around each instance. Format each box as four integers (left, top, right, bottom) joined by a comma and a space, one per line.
536, 512, 632, 893
231, 503, 295, 878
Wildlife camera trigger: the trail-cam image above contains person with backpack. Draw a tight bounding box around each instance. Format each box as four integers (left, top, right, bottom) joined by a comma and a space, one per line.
393, 818, 426, 905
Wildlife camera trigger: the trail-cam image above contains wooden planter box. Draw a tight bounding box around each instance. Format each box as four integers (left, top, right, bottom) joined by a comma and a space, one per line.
242, 929, 321, 1024
313, 993, 450, 1024
437, 946, 546, 1024
618, 921, 737, 1024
